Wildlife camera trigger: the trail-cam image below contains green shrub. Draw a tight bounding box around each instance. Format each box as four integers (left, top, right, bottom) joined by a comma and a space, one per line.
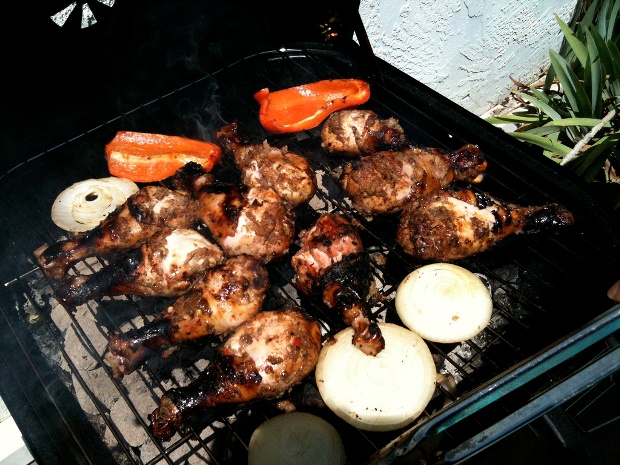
486, 0, 620, 209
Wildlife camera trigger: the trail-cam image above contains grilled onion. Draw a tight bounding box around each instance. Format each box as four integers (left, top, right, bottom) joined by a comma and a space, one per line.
248, 412, 346, 465
395, 263, 493, 343
51, 177, 139, 232
315, 322, 436, 432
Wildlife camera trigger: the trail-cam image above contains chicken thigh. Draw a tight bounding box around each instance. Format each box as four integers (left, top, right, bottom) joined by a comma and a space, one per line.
36, 185, 199, 280
340, 144, 487, 216
148, 308, 322, 440
291, 213, 384, 356
216, 122, 316, 208
54, 228, 224, 307
321, 109, 406, 156
396, 187, 575, 261
105, 254, 269, 378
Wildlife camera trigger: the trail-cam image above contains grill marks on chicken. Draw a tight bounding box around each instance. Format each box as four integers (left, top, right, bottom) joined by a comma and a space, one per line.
216, 122, 317, 208
36, 186, 199, 280
340, 144, 488, 216
321, 109, 406, 156
105, 254, 269, 378
396, 187, 576, 262
291, 213, 384, 356
54, 228, 225, 307
148, 308, 322, 440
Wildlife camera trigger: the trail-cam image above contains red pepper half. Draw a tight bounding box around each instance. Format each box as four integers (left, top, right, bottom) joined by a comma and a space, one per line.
105, 131, 222, 183
254, 78, 371, 134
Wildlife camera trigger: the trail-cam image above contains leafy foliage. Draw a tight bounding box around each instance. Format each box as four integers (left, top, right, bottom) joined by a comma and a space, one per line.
486, 0, 620, 210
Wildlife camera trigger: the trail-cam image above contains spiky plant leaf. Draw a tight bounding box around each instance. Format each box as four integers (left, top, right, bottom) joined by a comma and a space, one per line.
607, 39, 620, 96
584, 30, 604, 117
567, 135, 620, 181
549, 49, 594, 117
544, 117, 609, 127
484, 114, 544, 125
509, 132, 572, 158
557, 15, 588, 67
513, 90, 565, 119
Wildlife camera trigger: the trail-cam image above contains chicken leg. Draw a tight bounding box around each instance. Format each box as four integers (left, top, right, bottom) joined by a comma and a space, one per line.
36, 185, 199, 280
340, 144, 487, 215
54, 228, 224, 307
148, 308, 322, 440
321, 109, 406, 156
169, 163, 296, 264
291, 213, 384, 356
396, 187, 575, 261
105, 254, 269, 377
216, 122, 317, 208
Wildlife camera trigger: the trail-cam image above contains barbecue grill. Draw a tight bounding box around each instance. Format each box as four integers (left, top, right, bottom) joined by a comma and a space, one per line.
2, 1, 619, 464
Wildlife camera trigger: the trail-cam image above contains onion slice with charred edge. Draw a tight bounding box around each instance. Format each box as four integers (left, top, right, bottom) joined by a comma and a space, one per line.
248, 412, 346, 465
51, 177, 139, 232
395, 263, 493, 343
315, 322, 436, 432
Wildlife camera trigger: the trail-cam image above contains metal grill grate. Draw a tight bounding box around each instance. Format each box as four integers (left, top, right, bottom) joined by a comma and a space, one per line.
1, 46, 618, 465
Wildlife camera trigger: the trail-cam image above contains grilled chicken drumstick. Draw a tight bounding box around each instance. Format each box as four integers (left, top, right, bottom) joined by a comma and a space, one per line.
340, 144, 487, 216
197, 183, 295, 263
36, 185, 200, 280
170, 162, 296, 264
148, 308, 322, 441
105, 254, 269, 378
397, 187, 575, 262
291, 213, 384, 356
54, 228, 224, 307
215, 122, 317, 208
321, 109, 406, 156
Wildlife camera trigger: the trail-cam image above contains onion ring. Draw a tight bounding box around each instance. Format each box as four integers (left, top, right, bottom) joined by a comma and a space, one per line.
51, 177, 139, 232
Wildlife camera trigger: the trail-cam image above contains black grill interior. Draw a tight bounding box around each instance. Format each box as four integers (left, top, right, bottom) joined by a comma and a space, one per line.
1, 5, 620, 465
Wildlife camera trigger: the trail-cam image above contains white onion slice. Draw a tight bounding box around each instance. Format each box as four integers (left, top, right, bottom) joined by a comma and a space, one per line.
248, 412, 346, 465
395, 263, 493, 343
51, 177, 139, 232
315, 322, 436, 432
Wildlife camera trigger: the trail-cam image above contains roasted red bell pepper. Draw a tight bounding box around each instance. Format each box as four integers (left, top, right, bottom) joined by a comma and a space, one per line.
254, 78, 371, 134
105, 131, 222, 183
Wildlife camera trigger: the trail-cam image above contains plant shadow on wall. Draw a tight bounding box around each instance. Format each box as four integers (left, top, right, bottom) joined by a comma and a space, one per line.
486, 0, 620, 214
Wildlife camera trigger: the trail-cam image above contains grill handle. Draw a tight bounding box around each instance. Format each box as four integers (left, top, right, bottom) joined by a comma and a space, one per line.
366, 304, 620, 465
440, 341, 619, 464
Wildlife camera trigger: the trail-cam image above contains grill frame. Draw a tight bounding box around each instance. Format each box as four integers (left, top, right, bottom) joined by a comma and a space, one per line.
1, 38, 619, 465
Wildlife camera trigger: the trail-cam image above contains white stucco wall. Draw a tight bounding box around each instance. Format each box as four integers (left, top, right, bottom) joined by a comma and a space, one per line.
358, 0, 577, 116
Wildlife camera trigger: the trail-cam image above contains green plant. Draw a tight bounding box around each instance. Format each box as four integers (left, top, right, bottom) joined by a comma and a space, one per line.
486, 0, 620, 209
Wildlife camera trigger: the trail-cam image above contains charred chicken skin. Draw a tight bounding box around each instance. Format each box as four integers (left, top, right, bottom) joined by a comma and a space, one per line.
148, 308, 322, 440
215, 122, 317, 208
195, 182, 295, 264
105, 254, 269, 378
321, 109, 406, 156
291, 213, 384, 356
340, 144, 487, 216
396, 187, 575, 261
36, 186, 199, 280
54, 228, 224, 307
